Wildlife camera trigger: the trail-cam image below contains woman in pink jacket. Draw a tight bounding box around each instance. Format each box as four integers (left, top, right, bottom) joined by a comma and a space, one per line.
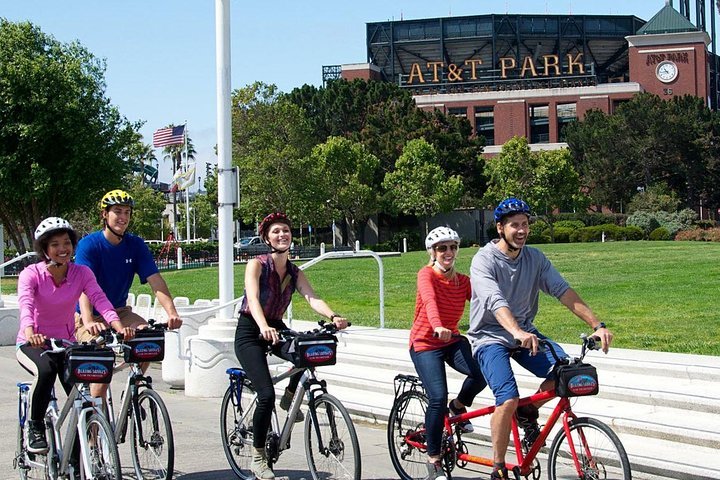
16, 217, 120, 455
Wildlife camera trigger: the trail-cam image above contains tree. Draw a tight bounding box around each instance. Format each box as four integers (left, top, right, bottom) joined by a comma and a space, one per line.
232, 82, 316, 223
308, 136, 380, 244
0, 20, 140, 251
484, 137, 585, 235
382, 138, 463, 235
126, 177, 167, 240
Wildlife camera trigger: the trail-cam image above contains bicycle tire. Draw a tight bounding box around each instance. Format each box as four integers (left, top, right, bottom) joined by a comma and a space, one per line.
129, 389, 174, 480
387, 390, 431, 480
16, 415, 29, 480
304, 393, 361, 480
220, 381, 257, 479
547, 416, 632, 480
83, 412, 122, 480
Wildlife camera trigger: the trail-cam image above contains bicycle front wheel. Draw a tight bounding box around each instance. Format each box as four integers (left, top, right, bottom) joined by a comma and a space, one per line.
129, 389, 174, 480
387, 390, 430, 480
84, 412, 121, 480
547, 417, 631, 480
304, 393, 361, 480
220, 381, 257, 479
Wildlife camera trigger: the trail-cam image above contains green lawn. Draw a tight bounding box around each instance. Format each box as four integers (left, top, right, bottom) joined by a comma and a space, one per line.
3, 242, 719, 355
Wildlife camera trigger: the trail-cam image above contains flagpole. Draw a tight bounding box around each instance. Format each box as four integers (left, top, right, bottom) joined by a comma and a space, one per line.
184, 121, 191, 243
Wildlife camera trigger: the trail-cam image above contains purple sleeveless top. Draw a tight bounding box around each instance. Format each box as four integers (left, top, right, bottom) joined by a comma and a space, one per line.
239, 254, 299, 322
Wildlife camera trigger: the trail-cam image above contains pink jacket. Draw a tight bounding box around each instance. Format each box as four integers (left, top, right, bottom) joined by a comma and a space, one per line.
16, 262, 120, 344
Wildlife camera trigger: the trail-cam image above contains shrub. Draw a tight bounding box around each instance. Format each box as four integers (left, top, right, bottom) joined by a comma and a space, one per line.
675, 228, 720, 242
553, 220, 585, 230
649, 227, 672, 241
695, 220, 717, 230
550, 226, 574, 243
628, 209, 698, 237
623, 226, 644, 240
626, 211, 660, 236
569, 224, 641, 242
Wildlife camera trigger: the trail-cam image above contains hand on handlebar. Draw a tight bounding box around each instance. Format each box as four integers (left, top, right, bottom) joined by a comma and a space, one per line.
514, 330, 540, 355
26, 333, 48, 348
259, 325, 279, 344
85, 321, 109, 337
331, 316, 349, 330
433, 326, 453, 342
592, 327, 613, 354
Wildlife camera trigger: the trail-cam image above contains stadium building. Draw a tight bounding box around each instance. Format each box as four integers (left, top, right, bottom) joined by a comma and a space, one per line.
324, 1, 720, 154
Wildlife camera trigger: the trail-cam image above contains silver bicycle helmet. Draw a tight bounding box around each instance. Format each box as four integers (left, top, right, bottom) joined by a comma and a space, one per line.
34, 217, 73, 240
425, 226, 461, 250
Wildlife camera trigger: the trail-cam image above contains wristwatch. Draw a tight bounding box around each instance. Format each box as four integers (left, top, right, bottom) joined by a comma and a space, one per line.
593, 322, 606, 331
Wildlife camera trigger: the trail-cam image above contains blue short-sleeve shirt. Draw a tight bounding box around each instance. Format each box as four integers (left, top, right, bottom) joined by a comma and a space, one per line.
75, 231, 159, 312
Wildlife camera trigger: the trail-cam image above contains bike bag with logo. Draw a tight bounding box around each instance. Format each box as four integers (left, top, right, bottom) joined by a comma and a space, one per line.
64, 346, 115, 384
554, 361, 599, 397
286, 333, 338, 368
124, 329, 165, 363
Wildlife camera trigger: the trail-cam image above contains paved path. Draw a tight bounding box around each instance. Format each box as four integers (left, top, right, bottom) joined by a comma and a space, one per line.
1, 343, 660, 480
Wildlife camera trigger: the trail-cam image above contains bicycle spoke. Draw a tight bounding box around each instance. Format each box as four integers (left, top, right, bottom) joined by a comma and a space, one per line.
130, 389, 174, 480
221, 381, 257, 479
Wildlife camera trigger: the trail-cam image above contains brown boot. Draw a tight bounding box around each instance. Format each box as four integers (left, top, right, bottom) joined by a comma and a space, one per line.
251, 447, 275, 479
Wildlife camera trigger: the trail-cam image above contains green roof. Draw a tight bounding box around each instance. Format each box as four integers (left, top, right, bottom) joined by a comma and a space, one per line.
637, 2, 699, 34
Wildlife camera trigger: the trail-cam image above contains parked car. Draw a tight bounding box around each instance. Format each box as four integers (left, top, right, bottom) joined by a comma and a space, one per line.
234, 236, 269, 256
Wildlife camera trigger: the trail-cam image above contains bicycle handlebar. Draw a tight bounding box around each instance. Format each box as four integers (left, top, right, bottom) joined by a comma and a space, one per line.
513, 334, 601, 363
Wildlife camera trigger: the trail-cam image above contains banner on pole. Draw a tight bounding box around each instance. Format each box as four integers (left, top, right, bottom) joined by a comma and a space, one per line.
172, 166, 196, 191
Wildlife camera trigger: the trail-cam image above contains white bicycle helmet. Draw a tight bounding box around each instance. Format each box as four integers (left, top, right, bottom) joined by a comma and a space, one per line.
34, 217, 73, 240
425, 226, 461, 250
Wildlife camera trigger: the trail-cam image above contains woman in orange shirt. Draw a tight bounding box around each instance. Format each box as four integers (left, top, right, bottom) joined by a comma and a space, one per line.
409, 227, 486, 480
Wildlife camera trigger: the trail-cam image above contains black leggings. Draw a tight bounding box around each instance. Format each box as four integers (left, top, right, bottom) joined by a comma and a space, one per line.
234, 315, 302, 448
17, 344, 73, 423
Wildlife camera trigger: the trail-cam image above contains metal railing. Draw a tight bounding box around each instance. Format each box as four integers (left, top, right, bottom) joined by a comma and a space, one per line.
0, 252, 37, 307
285, 250, 386, 328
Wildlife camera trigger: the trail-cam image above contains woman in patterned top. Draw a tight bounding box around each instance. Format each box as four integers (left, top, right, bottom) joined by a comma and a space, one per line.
409, 226, 487, 480
234, 212, 348, 480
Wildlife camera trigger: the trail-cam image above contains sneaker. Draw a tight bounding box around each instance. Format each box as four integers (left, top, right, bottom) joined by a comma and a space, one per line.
251, 447, 275, 480
424, 460, 447, 480
448, 400, 474, 433
516, 404, 543, 450
27, 421, 48, 454
490, 466, 509, 479
279, 388, 304, 423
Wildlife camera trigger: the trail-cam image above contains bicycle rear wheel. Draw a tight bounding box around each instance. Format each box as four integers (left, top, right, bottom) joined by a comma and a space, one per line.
387, 390, 430, 480
129, 389, 174, 480
547, 417, 631, 480
304, 393, 361, 480
220, 381, 257, 479
84, 412, 121, 480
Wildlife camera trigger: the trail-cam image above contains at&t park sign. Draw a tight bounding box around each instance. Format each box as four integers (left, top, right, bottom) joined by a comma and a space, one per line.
404, 53, 587, 85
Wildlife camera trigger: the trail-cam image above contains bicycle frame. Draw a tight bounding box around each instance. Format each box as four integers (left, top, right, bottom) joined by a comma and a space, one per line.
229, 364, 329, 459
17, 381, 105, 478
105, 360, 147, 445
442, 389, 570, 477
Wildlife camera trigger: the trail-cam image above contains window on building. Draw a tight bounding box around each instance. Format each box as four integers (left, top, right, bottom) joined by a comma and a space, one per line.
556, 103, 577, 142
474, 107, 495, 146
447, 107, 468, 118
529, 105, 549, 144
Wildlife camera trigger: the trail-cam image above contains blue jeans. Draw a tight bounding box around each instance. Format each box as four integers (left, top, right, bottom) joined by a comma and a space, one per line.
410, 338, 487, 456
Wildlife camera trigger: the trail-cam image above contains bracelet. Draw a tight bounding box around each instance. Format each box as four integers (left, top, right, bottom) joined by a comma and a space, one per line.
593, 322, 607, 331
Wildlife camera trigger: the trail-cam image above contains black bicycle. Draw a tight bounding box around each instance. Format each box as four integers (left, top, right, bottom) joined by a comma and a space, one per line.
221, 321, 361, 480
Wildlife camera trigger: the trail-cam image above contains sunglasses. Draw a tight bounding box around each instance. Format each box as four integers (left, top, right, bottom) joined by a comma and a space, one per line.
434, 244, 458, 252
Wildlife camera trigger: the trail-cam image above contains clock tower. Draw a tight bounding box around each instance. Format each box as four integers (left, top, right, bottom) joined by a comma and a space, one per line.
626, 2, 711, 102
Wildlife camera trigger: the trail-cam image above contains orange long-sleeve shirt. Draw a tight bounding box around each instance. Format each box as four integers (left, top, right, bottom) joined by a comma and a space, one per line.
409, 266, 471, 351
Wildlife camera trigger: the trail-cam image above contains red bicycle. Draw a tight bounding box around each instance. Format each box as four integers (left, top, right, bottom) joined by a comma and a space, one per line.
387, 335, 631, 480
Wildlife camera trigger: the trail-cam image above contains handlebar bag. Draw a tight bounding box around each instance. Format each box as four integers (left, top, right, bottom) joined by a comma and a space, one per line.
287, 333, 338, 368
124, 329, 165, 363
64, 346, 115, 384
555, 361, 599, 397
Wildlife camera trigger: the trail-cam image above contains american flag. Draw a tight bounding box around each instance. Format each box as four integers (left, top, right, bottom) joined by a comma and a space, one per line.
152, 125, 185, 147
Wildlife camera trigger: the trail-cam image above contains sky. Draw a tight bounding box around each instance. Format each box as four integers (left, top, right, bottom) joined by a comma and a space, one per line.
1, 0, 708, 187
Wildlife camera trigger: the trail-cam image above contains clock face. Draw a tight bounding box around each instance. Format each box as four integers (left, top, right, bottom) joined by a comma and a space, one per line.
656, 61, 678, 83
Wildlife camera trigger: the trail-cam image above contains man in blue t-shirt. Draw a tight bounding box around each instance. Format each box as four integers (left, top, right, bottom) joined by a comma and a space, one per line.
75, 189, 182, 397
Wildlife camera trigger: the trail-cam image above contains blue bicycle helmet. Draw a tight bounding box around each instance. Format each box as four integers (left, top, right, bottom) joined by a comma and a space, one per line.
494, 198, 531, 223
